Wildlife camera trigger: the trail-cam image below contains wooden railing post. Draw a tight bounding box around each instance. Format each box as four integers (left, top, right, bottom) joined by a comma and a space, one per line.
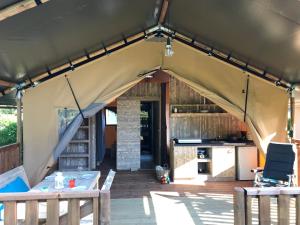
98, 170, 115, 225
234, 187, 246, 225
99, 190, 110, 225
296, 195, 300, 225
259, 195, 271, 225
4, 201, 17, 225
278, 194, 290, 225
25, 200, 39, 225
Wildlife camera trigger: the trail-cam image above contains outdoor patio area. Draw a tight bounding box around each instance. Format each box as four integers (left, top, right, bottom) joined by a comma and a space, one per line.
103, 170, 251, 225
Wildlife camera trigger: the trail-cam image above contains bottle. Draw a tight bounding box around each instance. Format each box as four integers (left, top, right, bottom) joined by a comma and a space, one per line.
55, 172, 64, 189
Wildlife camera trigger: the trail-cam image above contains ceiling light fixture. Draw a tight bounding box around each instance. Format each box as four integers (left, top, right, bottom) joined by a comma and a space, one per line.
165, 37, 174, 57
145, 74, 154, 79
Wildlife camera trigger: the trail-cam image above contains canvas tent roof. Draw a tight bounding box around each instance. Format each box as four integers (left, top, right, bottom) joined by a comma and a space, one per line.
0, 1, 286, 184
22, 40, 289, 184
0, 0, 300, 106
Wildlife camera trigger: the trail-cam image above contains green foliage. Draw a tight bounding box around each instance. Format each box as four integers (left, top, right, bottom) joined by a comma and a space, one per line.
0, 121, 17, 146
0, 108, 16, 115
0, 110, 17, 146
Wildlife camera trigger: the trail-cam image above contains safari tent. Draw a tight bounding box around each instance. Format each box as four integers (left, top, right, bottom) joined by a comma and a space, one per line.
0, 1, 299, 224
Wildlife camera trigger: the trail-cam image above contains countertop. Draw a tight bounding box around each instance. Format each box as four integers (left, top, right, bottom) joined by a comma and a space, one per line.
173, 140, 255, 147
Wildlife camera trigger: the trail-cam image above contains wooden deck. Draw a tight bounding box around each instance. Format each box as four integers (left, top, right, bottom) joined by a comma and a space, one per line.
97, 169, 251, 225
99, 170, 252, 199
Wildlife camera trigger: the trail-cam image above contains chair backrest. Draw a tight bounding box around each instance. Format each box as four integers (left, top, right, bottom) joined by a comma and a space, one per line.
263, 142, 295, 181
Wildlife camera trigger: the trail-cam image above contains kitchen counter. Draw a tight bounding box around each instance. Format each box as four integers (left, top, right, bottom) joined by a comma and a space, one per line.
173, 140, 254, 147
170, 141, 256, 181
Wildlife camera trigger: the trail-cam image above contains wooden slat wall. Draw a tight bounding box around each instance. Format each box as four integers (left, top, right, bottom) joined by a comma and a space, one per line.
170, 77, 213, 105
170, 113, 246, 139
120, 76, 246, 140
0, 143, 20, 174
169, 76, 246, 139
121, 81, 161, 98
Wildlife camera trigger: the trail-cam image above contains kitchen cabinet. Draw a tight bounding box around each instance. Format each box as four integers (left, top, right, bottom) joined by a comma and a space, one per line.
171, 145, 198, 179
211, 146, 235, 180
171, 144, 239, 181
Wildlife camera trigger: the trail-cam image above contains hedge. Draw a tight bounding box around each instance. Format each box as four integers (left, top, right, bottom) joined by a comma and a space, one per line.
0, 120, 17, 147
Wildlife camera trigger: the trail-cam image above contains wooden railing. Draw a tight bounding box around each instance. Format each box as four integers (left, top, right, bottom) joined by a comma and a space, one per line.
0, 143, 20, 174
234, 187, 300, 225
0, 170, 116, 225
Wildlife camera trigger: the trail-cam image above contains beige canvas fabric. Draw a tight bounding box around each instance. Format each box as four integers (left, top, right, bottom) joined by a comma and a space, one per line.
23, 41, 164, 184
162, 41, 289, 151
23, 40, 289, 185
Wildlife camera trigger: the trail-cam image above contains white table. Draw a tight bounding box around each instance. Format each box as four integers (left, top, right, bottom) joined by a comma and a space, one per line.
31, 171, 100, 192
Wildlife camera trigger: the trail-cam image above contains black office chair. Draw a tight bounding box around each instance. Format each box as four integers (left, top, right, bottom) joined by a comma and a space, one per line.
252, 142, 296, 187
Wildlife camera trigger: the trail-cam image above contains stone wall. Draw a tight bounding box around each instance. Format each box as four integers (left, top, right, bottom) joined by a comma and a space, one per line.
116, 99, 140, 170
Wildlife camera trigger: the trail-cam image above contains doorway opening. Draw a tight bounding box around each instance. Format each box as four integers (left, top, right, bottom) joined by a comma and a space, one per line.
140, 101, 160, 169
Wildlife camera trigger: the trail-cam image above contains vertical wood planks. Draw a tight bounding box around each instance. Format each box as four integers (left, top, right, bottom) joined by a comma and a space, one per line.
278, 195, 290, 225
0, 191, 104, 225
259, 196, 271, 225
25, 200, 39, 225
47, 199, 59, 225
100, 190, 111, 225
68, 199, 80, 225
234, 188, 300, 225
93, 197, 99, 225
0, 144, 20, 174
4, 201, 17, 225
170, 113, 245, 140
246, 196, 253, 225
296, 195, 300, 225
233, 187, 246, 225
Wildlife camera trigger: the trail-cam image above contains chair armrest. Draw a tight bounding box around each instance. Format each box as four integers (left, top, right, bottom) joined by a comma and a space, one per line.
287, 174, 296, 187
287, 174, 296, 178
251, 167, 264, 173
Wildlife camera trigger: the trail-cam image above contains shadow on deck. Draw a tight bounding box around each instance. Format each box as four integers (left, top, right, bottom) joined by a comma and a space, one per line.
97, 158, 253, 225
98, 161, 251, 199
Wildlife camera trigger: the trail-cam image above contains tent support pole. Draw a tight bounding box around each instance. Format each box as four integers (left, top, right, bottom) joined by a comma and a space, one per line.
16, 95, 23, 165
243, 75, 249, 122
65, 75, 85, 120
290, 91, 295, 139
289, 90, 298, 185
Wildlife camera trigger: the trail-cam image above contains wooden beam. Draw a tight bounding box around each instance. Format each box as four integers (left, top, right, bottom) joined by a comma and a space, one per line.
0, 0, 50, 22
159, 0, 169, 24
100, 190, 110, 225
0, 80, 15, 88
101, 170, 116, 191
